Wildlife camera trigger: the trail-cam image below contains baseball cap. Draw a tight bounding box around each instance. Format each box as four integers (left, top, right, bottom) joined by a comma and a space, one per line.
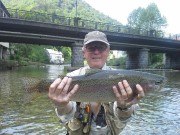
83, 31, 110, 46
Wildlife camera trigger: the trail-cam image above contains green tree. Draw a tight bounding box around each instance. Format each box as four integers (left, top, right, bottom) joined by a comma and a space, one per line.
2, 0, 121, 25
149, 53, 164, 68
149, 53, 163, 64
127, 3, 167, 31
128, 7, 144, 28
56, 46, 72, 63
29, 45, 49, 63
11, 43, 49, 63
11, 44, 32, 61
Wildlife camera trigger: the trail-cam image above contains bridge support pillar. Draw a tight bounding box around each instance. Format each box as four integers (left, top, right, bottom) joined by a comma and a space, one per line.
71, 42, 84, 67
126, 50, 138, 69
139, 48, 149, 68
126, 48, 149, 69
165, 53, 180, 69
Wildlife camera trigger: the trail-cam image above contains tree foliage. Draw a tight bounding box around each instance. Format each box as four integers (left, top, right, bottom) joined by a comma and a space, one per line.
56, 46, 72, 63
127, 7, 144, 28
127, 3, 167, 31
2, 0, 120, 24
11, 44, 49, 63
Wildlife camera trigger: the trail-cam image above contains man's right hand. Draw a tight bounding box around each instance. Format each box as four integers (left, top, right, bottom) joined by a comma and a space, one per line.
48, 77, 79, 108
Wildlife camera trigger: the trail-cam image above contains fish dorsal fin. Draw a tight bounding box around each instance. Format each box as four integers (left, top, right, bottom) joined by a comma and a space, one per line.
85, 69, 102, 76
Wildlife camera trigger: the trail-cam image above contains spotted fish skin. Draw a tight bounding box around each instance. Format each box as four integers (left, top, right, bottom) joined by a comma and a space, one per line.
22, 69, 166, 102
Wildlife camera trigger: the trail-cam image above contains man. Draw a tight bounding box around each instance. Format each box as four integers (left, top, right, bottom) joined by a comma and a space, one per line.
48, 31, 144, 135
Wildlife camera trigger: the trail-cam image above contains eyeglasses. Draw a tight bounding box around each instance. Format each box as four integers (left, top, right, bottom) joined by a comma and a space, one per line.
85, 45, 108, 52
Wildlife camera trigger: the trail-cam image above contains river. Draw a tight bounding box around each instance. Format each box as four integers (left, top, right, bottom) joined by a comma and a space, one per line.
0, 65, 179, 135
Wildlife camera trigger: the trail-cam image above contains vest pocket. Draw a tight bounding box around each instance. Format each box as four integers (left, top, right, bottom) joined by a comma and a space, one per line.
68, 118, 81, 131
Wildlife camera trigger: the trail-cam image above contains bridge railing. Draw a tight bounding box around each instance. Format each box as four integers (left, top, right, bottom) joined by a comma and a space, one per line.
77, 19, 167, 38
2, 8, 180, 40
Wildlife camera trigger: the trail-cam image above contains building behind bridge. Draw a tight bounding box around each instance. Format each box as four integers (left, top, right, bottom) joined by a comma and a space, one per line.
45, 49, 64, 64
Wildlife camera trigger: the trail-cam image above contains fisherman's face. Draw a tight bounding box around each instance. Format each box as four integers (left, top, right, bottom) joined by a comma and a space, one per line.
83, 41, 110, 69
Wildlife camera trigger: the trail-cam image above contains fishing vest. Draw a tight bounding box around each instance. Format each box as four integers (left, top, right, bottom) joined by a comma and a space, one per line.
66, 102, 107, 135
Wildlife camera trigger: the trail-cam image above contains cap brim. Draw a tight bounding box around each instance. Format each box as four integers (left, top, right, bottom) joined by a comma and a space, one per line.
84, 40, 110, 46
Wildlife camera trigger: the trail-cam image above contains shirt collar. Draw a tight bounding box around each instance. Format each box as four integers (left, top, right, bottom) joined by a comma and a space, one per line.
86, 64, 108, 70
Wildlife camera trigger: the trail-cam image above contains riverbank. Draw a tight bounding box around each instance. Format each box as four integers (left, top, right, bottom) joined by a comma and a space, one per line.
0, 60, 18, 70
0, 60, 46, 70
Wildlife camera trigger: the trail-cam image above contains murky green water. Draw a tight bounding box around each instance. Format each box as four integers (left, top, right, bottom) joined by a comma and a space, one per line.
0, 65, 180, 135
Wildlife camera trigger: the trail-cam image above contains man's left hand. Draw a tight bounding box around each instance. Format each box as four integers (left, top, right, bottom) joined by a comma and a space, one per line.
112, 80, 145, 109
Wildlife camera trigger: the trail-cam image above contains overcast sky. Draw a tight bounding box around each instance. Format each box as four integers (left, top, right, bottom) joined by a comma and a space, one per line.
84, 0, 180, 34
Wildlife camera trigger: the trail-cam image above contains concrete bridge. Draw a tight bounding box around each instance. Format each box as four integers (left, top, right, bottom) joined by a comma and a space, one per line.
0, 5, 180, 69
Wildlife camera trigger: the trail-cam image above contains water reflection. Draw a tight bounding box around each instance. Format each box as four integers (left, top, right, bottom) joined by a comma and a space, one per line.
46, 64, 65, 79
0, 66, 180, 135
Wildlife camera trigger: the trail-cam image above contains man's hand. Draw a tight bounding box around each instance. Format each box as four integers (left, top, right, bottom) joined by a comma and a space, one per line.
48, 77, 79, 108
112, 80, 145, 109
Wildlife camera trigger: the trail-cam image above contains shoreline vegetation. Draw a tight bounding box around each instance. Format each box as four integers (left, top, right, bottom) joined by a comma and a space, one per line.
0, 59, 46, 70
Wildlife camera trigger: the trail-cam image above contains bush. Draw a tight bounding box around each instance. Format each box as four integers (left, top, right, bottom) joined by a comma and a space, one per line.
19, 60, 29, 66
107, 57, 125, 67
149, 62, 164, 69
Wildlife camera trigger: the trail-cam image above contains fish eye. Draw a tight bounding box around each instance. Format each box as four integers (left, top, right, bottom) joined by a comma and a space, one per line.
155, 80, 162, 85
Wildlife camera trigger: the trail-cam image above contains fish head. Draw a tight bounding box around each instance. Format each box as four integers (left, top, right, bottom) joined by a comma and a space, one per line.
154, 76, 167, 89
140, 75, 167, 93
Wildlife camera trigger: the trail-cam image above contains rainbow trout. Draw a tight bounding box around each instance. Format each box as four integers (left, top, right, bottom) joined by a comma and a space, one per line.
22, 69, 166, 102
